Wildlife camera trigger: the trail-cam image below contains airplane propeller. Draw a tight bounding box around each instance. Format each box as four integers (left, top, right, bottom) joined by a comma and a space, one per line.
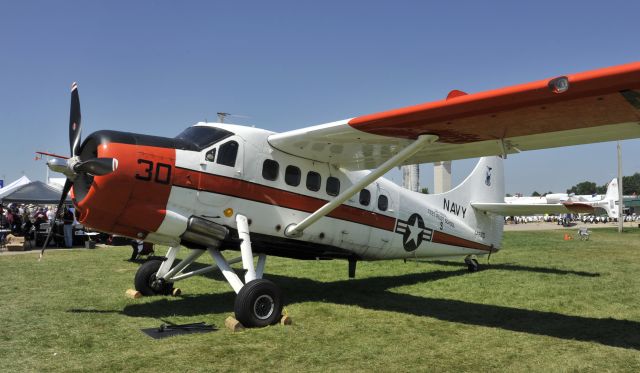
39, 83, 117, 260
69, 82, 82, 157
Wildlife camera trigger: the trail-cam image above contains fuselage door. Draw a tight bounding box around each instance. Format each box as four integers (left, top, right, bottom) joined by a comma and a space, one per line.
367, 183, 398, 257
338, 186, 374, 253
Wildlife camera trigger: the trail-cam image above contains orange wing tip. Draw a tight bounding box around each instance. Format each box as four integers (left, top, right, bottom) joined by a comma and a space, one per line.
348, 61, 640, 140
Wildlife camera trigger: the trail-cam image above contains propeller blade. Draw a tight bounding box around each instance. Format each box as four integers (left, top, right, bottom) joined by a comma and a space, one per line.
39, 179, 73, 260
69, 82, 82, 157
74, 158, 118, 176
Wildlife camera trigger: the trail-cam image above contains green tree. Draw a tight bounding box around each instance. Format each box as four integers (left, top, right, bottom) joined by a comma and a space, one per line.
567, 181, 597, 195
420, 187, 429, 194
531, 191, 541, 197
565, 174, 640, 196
623, 173, 640, 195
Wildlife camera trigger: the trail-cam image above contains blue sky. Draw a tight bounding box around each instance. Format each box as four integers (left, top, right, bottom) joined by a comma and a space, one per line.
1, 1, 639, 194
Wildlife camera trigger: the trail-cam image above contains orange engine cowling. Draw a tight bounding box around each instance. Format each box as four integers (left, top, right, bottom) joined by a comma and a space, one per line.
70, 130, 180, 240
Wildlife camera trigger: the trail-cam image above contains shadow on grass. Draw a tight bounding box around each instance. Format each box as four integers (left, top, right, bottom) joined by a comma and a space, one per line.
429, 260, 601, 277
70, 264, 638, 350
283, 270, 640, 350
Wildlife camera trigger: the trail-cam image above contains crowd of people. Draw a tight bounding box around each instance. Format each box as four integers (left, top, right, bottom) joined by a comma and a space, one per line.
505, 213, 640, 225
1, 203, 147, 256
0, 203, 76, 247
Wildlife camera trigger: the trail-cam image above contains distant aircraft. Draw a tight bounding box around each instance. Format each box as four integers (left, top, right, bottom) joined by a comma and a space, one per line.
41, 62, 640, 327
503, 178, 620, 218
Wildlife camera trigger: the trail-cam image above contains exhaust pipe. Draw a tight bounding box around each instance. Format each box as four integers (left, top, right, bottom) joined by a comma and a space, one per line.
180, 216, 229, 248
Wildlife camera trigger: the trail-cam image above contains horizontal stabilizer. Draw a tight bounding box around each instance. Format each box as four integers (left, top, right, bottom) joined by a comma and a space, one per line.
471, 202, 594, 216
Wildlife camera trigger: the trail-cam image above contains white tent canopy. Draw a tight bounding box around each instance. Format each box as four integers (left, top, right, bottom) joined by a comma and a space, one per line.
0, 176, 31, 200
47, 177, 66, 191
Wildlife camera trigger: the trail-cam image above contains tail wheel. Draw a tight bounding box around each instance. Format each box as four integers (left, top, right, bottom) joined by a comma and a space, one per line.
234, 279, 283, 327
466, 258, 479, 273
134, 259, 174, 296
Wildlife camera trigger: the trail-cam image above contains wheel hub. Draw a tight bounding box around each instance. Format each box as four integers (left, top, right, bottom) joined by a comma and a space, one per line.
253, 294, 275, 320
150, 275, 171, 294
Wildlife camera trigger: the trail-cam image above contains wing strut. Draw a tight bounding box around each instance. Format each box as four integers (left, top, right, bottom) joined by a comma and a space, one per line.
285, 134, 439, 237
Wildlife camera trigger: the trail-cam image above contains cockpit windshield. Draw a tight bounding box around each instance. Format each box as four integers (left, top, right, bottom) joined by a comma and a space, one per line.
175, 126, 234, 151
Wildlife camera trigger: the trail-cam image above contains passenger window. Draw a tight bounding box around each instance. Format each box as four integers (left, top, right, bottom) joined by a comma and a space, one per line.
262, 159, 279, 181
326, 176, 340, 196
217, 141, 238, 167
285, 166, 301, 186
378, 195, 389, 211
359, 189, 371, 206
306, 171, 321, 192
205, 148, 216, 162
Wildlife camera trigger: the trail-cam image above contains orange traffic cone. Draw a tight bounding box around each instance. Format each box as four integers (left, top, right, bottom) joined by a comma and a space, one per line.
563, 233, 573, 241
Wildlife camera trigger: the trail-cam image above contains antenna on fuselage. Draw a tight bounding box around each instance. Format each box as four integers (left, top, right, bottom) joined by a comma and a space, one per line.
217, 112, 230, 123
216, 112, 252, 125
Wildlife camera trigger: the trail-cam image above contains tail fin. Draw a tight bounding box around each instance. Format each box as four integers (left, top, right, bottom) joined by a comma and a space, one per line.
597, 178, 619, 218
439, 156, 504, 204
430, 156, 505, 249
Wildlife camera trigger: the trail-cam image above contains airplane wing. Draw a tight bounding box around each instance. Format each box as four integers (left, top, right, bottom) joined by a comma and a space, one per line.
471, 202, 594, 216
268, 62, 640, 170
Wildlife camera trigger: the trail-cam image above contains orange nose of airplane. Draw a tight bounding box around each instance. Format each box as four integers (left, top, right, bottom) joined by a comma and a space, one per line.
71, 131, 176, 239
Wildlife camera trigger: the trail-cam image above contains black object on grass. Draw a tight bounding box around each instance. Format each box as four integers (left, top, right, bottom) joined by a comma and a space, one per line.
142, 321, 217, 339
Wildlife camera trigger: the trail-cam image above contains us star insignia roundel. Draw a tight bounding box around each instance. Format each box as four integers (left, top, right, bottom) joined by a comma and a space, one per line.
394, 213, 434, 252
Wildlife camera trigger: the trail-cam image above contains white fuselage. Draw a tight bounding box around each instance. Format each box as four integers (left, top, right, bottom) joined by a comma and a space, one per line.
147, 123, 500, 261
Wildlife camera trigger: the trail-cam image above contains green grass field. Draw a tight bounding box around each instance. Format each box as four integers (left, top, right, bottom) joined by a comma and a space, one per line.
1, 229, 640, 372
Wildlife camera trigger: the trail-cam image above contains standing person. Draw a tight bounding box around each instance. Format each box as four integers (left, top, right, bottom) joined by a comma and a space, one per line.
62, 206, 74, 247
11, 207, 21, 234
35, 208, 47, 222
129, 239, 143, 261
0, 206, 6, 229
6, 209, 14, 232
33, 209, 46, 231
46, 207, 56, 222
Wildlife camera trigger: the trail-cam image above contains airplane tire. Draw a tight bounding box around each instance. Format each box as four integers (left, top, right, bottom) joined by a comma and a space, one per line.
134, 259, 173, 296
234, 279, 283, 327
466, 258, 479, 273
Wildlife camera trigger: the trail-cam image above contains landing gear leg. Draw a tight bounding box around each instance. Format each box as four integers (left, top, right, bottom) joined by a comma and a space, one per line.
134, 246, 181, 296
209, 214, 284, 327
464, 255, 479, 273
134, 245, 207, 296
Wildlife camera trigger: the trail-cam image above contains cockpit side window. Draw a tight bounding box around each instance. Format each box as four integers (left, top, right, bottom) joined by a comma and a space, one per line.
217, 141, 239, 167
205, 148, 216, 162
175, 126, 234, 150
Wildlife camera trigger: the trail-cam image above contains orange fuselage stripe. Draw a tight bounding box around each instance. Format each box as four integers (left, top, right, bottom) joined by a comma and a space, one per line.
172, 166, 397, 231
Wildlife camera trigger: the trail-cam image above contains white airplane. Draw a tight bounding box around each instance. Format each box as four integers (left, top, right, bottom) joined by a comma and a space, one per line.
503, 178, 620, 218
42, 62, 640, 327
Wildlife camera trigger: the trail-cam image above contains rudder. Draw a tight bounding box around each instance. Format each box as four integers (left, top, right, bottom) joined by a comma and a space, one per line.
431, 156, 505, 250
